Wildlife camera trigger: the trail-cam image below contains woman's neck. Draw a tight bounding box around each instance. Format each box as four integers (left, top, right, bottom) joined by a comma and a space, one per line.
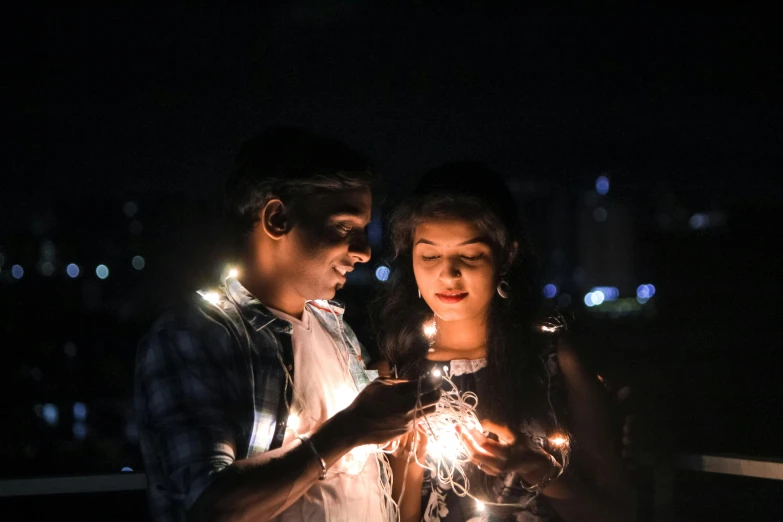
426, 314, 488, 361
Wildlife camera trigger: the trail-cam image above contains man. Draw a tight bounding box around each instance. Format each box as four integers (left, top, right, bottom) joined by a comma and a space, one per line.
135, 127, 440, 522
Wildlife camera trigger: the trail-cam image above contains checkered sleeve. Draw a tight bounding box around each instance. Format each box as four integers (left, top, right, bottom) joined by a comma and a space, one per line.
137, 305, 244, 516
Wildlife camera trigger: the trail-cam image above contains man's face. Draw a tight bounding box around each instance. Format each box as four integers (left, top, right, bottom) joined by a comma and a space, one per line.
282, 187, 372, 301
412, 218, 497, 322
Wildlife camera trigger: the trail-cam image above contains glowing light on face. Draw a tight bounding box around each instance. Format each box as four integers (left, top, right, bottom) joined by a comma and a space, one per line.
412, 219, 496, 323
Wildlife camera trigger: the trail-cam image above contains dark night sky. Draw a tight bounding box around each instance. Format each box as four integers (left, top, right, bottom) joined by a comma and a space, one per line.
3, 5, 781, 214
2, 7, 783, 507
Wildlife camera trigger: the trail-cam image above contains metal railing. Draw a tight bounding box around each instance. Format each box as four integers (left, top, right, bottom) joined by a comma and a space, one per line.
2, 454, 781, 520
0, 472, 145, 497
650, 453, 783, 522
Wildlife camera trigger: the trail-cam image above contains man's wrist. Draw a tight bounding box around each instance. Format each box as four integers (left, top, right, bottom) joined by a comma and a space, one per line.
309, 410, 361, 466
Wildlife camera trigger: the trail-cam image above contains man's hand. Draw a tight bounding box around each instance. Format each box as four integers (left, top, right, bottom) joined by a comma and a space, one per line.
341, 378, 440, 446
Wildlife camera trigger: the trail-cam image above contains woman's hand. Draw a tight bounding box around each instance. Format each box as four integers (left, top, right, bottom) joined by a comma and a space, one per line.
390, 425, 429, 463
458, 420, 559, 485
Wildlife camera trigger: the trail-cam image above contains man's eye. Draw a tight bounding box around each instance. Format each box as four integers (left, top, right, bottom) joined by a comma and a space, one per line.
336, 223, 352, 233
422, 255, 440, 261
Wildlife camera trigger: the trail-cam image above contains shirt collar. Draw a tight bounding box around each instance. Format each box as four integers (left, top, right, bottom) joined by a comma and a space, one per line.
223, 276, 293, 335
308, 299, 345, 315
222, 276, 348, 328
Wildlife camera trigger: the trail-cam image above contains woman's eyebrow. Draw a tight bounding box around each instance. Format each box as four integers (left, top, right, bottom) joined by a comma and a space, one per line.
414, 237, 488, 247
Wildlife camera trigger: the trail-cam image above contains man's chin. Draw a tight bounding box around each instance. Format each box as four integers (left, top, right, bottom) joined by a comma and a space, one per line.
308, 286, 338, 302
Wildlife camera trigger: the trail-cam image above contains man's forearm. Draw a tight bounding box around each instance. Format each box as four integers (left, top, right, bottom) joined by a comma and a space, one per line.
189, 411, 359, 522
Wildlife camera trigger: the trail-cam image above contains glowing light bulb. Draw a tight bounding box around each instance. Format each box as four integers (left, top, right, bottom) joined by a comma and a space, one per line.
540, 324, 557, 333
287, 414, 300, 433
228, 268, 239, 278
202, 291, 220, 305
423, 321, 438, 338
431, 368, 442, 378
334, 385, 358, 411
425, 421, 467, 463
476, 500, 485, 512
550, 434, 569, 447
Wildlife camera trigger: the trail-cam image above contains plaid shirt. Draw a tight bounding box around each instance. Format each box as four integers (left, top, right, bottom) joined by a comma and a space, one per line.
134, 276, 376, 522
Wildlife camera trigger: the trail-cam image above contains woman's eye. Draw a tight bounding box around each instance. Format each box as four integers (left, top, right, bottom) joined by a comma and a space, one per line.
462, 254, 484, 261
336, 223, 352, 234
422, 255, 440, 261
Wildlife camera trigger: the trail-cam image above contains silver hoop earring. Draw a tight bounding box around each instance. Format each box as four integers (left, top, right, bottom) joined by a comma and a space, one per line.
418, 288, 421, 298
497, 279, 510, 299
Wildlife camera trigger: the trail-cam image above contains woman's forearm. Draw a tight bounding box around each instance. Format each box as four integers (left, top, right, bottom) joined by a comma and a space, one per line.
388, 453, 424, 522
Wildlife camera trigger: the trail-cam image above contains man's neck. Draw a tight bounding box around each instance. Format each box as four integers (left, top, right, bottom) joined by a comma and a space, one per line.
427, 314, 488, 361
238, 268, 306, 320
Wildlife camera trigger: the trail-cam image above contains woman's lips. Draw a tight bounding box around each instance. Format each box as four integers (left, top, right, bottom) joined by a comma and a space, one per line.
436, 292, 468, 304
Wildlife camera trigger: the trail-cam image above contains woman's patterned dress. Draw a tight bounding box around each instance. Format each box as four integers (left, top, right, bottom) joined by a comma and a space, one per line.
419, 349, 567, 522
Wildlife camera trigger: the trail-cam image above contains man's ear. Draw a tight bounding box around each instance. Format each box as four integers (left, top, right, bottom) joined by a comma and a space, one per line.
500, 241, 519, 276
260, 199, 290, 240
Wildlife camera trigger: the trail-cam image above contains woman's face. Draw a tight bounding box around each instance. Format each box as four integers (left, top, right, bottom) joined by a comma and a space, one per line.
412, 218, 498, 322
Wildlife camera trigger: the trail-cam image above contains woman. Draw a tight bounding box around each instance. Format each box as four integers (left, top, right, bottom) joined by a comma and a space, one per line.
376, 162, 632, 522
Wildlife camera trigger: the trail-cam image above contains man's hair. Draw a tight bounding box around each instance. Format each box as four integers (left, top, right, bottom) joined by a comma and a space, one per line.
224, 127, 375, 242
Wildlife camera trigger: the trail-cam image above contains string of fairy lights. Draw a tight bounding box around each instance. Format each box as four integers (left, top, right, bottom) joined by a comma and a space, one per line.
387, 317, 572, 515
201, 267, 571, 520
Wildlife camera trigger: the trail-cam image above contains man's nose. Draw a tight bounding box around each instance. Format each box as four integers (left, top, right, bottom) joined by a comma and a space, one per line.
348, 230, 371, 263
